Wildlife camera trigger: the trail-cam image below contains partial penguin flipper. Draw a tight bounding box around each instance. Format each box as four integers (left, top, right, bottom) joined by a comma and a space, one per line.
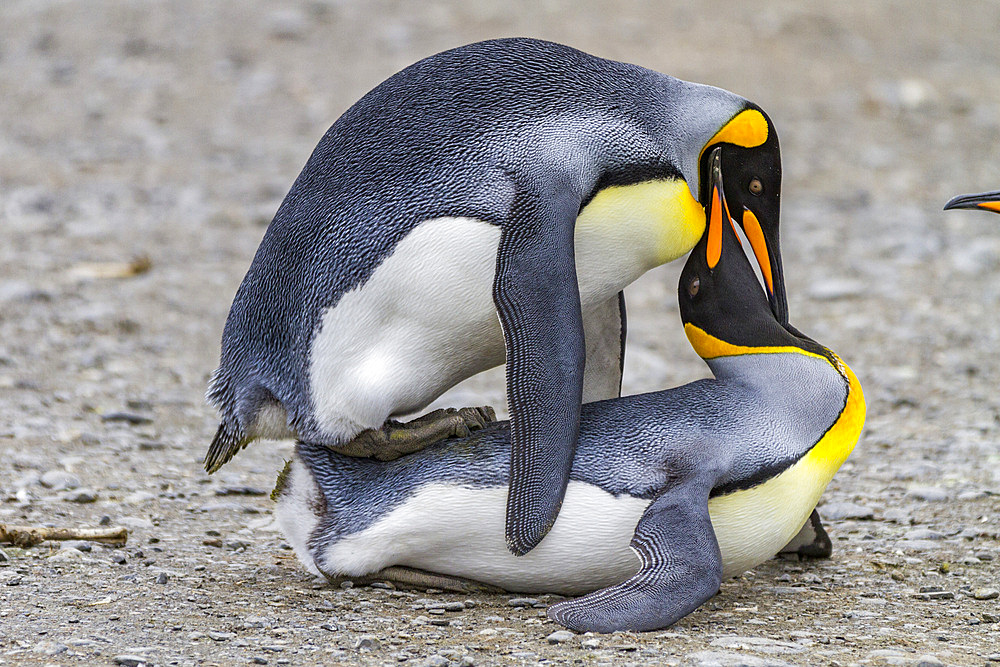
547, 485, 722, 633
779, 509, 833, 559
204, 422, 249, 474
494, 185, 586, 556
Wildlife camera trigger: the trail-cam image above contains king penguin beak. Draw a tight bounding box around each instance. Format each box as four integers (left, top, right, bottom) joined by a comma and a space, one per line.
944, 190, 1000, 214
705, 147, 787, 322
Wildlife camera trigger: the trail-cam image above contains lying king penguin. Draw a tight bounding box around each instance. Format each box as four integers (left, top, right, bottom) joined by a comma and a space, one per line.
207, 37, 800, 555
272, 150, 866, 633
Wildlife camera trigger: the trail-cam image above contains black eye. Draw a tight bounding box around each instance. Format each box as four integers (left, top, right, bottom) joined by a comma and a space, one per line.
748, 178, 764, 196
687, 276, 700, 298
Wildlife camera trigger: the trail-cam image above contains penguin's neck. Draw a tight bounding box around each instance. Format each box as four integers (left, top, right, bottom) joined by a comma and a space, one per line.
683, 322, 846, 389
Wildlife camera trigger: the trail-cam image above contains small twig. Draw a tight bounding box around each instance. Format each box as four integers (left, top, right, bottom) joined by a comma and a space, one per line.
0, 523, 128, 548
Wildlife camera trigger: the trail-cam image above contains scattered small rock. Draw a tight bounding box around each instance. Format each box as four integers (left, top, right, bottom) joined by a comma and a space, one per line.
708, 636, 806, 655
974, 588, 999, 600
905, 486, 949, 502
546, 630, 575, 644
581, 637, 601, 649
354, 635, 379, 651
39, 470, 80, 490
110, 552, 127, 565
215, 485, 268, 496
155, 572, 169, 584
508, 597, 539, 607
62, 488, 98, 503
912, 587, 954, 601
114, 656, 149, 667
821, 502, 874, 520
904, 528, 945, 541
208, 630, 235, 641
101, 411, 154, 425
33, 640, 69, 655
685, 650, 795, 667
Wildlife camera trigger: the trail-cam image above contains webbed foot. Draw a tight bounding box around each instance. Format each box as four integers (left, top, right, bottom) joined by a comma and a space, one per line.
779, 509, 832, 559
334, 406, 496, 461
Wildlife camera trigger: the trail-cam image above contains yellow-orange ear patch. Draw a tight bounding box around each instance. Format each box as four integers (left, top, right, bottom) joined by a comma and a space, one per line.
705, 109, 769, 151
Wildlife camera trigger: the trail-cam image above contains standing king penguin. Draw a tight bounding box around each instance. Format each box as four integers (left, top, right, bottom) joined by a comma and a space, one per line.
272, 152, 866, 632
208, 38, 788, 555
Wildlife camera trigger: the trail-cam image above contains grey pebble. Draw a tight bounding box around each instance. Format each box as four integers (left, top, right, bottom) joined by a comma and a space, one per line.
0, 547, 9, 562
114, 656, 149, 667
684, 650, 795, 667
546, 630, 575, 644
904, 528, 945, 541
424, 656, 450, 667
508, 597, 539, 607
215, 485, 267, 496
821, 502, 874, 520
33, 641, 69, 655
354, 635, 379, 651
905, 486, 949, 502
155, 572, 169, 584
101, 411, 154, 425
208, 630, 235, 641
60, 540, 92, 552
62, 488, 98, 503
110, 552, 127, 565
708, 636, 806, 654
913, 656, 945, 667
973, 588, 999, 600
251, 659, 268, 665
40, 469, 80, 490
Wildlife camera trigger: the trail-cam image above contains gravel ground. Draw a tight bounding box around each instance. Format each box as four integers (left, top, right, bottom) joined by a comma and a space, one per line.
2, 1, 1000, 666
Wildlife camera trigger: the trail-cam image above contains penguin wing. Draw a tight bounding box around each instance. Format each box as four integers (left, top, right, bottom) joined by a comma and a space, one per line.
493, 183, 587, 556
547, 481, 723, 632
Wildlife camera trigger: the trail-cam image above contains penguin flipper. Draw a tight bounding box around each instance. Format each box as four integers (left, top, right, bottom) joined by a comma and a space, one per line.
547, 485, 722, 633
493, 189, 586, 556
778, 509, 833, 559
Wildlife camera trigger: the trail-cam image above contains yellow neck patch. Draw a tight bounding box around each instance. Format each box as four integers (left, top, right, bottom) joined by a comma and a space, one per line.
683, 323, 825, 362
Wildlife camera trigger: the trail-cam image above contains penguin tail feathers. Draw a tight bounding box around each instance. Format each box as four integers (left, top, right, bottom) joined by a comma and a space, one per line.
205, 421, 250, 474
204, 366, 250, 474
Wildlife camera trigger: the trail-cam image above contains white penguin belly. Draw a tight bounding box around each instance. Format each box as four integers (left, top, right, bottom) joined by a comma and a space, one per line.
315, 481, 649, 595
308, 213, 679, 439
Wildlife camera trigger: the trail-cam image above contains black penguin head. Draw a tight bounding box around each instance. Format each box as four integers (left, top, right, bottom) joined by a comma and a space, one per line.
944, 190, 1000, 215
698, 104, 786, 323
679, 148, 816, 355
